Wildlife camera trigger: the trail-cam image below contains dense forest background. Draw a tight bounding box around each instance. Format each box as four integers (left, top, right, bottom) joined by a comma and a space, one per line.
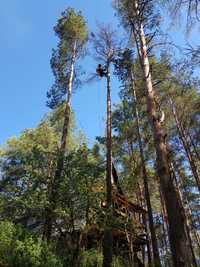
0, 1, 200, 267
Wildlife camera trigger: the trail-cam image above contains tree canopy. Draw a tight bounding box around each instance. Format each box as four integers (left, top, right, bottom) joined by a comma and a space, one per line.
0, 3, 200, 267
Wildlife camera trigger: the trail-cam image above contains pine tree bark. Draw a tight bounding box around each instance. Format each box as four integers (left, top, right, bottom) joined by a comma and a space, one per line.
174, 164, 200, 255
170, 163, 198, 267
103, 61, 113, 267
132, 2, 193, 265
169, 97, 200, 191
43, 42, 76, 241
131, 72, 161, 267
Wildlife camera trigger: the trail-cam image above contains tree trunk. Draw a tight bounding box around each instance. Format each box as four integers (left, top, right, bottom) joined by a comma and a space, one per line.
43, 42, 76, 241
160, 208, 170, 266
138, 184, 153, 267
174, 163, 200, 255
169, 97, 200, 191
103, 61, 113, 267
131, 72, 161, 267
186, 129, 200, 161
170, 163, 198, 267
132, 2, 193, 265
159, 186, 169, 235
159, 185, 173, 266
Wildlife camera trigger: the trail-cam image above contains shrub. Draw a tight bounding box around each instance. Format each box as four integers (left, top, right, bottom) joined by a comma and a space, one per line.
80, 249, 103, 267
0, 221, 63, 267
80, 249, 125, 267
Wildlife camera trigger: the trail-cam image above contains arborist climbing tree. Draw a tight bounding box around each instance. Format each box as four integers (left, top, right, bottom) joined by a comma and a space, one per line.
91, 24, 119, 267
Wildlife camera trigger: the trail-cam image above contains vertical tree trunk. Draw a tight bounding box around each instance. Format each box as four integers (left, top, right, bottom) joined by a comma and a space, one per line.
174, 163, 200, 255
131, 72, 161, 267
159, 186, 169, 235
160, 209, 170, 266
137, 184, 153, 267
183, 199, 200, 253
170, 163, 198, 267
169, 97, 200, 191
159, 186, 172, 266
186, 129, 200, 161
132, 2, 193, 265
43, 42, 76, 241
103, 61, 113, 267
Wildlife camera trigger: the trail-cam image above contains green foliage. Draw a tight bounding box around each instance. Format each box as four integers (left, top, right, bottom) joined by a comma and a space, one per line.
46, 105, 87, 150
55, 8, 88, 50
1, 3, 200, 266
80, 249, 125, 267
0, 121, 59, 222
113, 0, 160, 33
112, 257, 126, 267
47, 7, 88, 109
0, 221, 63, 267
0, 114, 91, 227
57, 144, 105, 231
80, 249, 103, 267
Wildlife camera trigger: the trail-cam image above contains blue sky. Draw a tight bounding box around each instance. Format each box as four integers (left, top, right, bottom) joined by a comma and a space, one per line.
0, 1, 199, 146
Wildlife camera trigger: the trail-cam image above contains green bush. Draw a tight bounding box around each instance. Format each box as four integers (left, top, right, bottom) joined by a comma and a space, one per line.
0, 221, 127, 267
80, 249, 125, 267
0, 221, 63, 267
80, 249, 103, 267
112, 256, 126, 267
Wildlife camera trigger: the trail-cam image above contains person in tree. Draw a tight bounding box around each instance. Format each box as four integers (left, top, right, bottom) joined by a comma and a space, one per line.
96, 64, 107, 77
